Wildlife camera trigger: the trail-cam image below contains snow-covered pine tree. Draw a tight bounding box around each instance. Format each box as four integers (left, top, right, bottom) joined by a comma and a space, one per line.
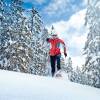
0, 0, 4, 21
27, 7, 49, 76
0, 0, 49, 76
60, 57, 73, 77
60, 56, 66, 70
39, 28, 50, 75
0, 0, 33, 73
84, 0, 100, 88
65, 57, 73, 73
0, 0, 11, 69
60, 57, 74, 81
8, 0, 33, 73
75, 66, 87, 84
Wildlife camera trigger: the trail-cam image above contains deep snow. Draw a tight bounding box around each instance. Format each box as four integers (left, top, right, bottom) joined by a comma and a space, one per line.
0, 70, 100, 100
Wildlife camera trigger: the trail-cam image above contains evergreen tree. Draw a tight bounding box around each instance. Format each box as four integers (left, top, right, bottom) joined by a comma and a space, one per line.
27, 7, 49, 75
84, 0, 100, 88
0, 0, 49, 76
65, 57, 73, 73
8, 0, 33, 73
0, 0, 33, 73
0, 0, 11, 69
59, 57, 74, 81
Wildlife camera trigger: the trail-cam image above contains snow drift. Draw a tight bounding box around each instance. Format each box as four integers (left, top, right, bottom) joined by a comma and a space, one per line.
0, 70, 100, 100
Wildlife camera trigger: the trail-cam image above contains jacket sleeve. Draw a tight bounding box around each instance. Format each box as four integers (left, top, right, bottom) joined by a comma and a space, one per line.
58, 39, 67, 53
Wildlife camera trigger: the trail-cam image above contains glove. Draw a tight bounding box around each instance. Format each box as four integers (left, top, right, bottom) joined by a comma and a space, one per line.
64, 53, 67, 57
46, 38, 49, 42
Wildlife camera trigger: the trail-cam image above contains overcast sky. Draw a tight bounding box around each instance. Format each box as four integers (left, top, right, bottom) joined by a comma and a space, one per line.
23, 0, 88, 68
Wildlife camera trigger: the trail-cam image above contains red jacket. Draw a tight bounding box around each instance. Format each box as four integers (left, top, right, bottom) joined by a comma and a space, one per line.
47, 38, 66, 56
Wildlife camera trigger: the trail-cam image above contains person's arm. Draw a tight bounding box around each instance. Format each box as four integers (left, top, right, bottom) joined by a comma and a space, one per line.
58, 39, 67, 57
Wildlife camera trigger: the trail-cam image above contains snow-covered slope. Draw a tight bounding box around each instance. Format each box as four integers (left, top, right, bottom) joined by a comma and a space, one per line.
0, 70, 100, 100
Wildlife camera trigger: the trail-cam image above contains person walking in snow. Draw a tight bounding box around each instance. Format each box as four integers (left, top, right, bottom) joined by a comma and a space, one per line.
46, 26, 67, 76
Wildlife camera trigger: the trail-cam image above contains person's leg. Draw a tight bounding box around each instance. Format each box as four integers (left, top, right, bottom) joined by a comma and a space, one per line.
56, 54, 61, 71
50, 56, 56, 76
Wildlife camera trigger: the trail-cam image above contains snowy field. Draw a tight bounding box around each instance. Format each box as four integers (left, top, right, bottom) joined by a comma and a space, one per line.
0, 70, 100, 100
